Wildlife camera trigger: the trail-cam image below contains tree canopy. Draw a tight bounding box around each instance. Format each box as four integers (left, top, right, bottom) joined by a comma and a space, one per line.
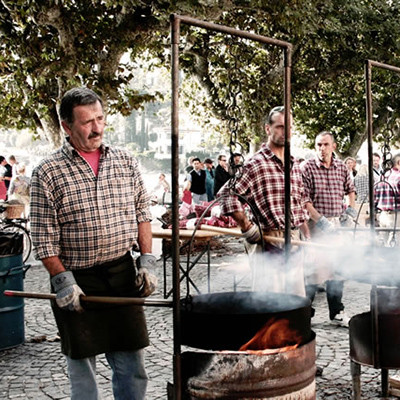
1, 0, 400, 156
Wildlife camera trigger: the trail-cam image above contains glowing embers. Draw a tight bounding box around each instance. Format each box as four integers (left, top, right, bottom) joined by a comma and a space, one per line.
239, 317, 302, 354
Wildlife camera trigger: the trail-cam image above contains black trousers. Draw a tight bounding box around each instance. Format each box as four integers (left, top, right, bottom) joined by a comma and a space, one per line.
306, 280, 344, 320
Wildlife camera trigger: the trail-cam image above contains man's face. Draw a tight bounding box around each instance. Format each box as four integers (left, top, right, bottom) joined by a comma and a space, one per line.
192, 160, 201, 171
373, 155, 380, 168
345, 159, 355, 170
62, 101, 105, 153
315, 134, 336, 163
219, 157, 227, 167
265, 112, 291, 148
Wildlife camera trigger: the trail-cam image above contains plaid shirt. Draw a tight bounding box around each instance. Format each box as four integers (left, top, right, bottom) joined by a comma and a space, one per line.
30, 140, 152, 270
218, 143, 308, 231
301, 156, 355, 217
354, 174, 369, 203
374, 168, 400, 211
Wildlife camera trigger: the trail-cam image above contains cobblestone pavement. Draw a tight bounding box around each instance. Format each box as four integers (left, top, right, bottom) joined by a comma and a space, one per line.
0, 236, 398, 399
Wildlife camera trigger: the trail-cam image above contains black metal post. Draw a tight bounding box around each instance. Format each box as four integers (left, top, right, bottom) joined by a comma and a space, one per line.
284, 46, 292, 260
170, 14, 182, 400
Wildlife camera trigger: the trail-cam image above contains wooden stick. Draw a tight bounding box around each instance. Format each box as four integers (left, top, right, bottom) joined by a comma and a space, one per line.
198, 224, 329, 248
3, 290, 173, 308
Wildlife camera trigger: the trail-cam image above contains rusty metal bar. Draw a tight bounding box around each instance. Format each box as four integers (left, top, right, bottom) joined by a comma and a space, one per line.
173, 14, 292, 48
170, 14, 293, 399
170, 13, 182, 400
365, 60, 375, 234
369, 60, 400, 74
284, 46, 292, 260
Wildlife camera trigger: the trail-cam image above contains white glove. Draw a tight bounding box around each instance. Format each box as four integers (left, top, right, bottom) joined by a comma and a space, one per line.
242, 224, 261, 244
316, 216, 335, 234
51, 271, 84, 313
135, 254, 158, 297
344, 206, 357, 219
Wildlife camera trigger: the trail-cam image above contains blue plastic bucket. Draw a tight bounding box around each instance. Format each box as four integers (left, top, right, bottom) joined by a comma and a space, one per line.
0, 253, 23, 273
0, 266, 25, 350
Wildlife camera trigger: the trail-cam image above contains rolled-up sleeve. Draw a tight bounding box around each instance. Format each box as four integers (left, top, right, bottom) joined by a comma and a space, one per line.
30, 166, 61, 260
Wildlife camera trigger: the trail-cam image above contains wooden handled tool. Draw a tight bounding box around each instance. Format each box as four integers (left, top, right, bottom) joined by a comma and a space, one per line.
198, 224, 329, 248
3, 290, 173, 307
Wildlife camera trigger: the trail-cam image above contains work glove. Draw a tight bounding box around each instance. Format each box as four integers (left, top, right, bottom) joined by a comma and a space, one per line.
344, 206, 358, 219
315, 216, 335, 234
135, 254, 158, 297
242, 224, 262, 244
51, 271, 84, 313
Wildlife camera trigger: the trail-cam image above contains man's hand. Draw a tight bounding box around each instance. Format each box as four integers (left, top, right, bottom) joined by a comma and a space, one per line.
136, 254, 158, 297
242, 224, 262, 244
315, 216, 335, 234
51, 271, 84, 313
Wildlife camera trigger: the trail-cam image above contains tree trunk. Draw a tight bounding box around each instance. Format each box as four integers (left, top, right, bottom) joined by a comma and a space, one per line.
36, 105, 64, 149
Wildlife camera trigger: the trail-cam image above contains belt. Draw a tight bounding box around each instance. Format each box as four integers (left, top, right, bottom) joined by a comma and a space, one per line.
381, 210, 400, 215
93, 251, 132, 269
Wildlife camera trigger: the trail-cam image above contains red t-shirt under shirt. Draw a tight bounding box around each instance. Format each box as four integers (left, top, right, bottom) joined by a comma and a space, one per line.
78, 148, 101, 176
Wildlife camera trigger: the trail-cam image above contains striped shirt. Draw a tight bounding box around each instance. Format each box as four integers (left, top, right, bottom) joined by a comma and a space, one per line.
30, 140, 152, 270
218, 143, 308, 231
301, 156, 355, 217
374, 168, 400, 211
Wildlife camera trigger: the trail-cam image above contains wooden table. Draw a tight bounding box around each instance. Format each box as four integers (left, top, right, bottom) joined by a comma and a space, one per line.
152, 227, 224, 298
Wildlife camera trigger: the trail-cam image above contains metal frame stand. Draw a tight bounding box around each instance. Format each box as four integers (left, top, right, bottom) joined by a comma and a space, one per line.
170, 14, 293, 399
350, 59, 400, 400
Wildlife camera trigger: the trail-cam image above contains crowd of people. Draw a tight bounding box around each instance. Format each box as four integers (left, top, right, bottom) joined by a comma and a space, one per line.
173, 106, 397, 333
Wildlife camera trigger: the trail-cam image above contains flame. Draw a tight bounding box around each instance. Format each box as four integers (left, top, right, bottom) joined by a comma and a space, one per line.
239, 318, 302, 352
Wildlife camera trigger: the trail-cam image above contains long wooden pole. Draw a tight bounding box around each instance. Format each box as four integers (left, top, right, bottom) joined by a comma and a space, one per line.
3, 290, 173, 307
198, 225, 329, 248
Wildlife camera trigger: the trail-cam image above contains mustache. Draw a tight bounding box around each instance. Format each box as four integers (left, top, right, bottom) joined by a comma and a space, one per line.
88, 131, 101, 139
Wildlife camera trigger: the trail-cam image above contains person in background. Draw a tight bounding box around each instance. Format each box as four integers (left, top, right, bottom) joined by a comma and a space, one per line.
374, 153, 400, 246
353, 164, 369, 226
0, 156, 12, 190
8, 155, 18, 177
153, 173, 170, 194
373, 152, 382, 182
184, 157, 207, 205
232, 152, 243, 166
185, 156, 195, 174
301, 131, 356, 327
344, 156, 358, 180
214, 154, 231, 197
203, 158, 215, 202
0, 156, 7, 200
30, 87, 156, 400
8, 163, 31, 218
218, 106, 310, 296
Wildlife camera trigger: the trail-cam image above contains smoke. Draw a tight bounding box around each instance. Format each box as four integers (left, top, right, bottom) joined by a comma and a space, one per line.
247, 229, 400, 302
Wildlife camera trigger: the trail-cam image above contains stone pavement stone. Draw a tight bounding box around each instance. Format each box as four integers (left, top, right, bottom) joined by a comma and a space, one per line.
0, 236, 398, 399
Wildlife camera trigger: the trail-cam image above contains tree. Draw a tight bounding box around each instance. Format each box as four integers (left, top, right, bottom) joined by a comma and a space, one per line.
178, 0, 400, 157
0, 0, 233, 147
1, 0, 400, 157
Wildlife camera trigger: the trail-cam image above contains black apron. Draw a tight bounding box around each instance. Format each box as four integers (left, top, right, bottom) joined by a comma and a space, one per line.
52, 252, 149, 359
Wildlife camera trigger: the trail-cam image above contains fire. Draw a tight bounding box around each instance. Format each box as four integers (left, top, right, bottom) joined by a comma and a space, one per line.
239, 318, 302, 352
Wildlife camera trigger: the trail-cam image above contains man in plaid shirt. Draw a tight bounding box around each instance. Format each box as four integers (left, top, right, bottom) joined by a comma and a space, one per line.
374, 153, 400, 246
301, 131, 356, 327
218, 106, 310, 296
30, 87, 155, 399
